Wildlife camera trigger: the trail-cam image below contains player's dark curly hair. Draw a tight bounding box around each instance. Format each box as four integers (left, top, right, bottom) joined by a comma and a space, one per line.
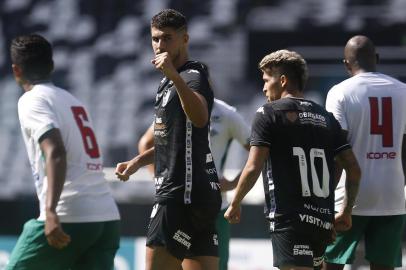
10, 34, 53, 83
259, 50, 308, 92
151, 9, 187, 31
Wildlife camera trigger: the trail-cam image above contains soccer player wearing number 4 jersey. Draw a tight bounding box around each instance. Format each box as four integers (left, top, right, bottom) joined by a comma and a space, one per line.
7, 34, 120, 270
323, 36, 406, 270
224, 50, 361, 270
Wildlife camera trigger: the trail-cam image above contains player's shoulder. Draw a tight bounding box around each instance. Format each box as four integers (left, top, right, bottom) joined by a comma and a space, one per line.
179, 60, 208, 77
214, 98, 237, 113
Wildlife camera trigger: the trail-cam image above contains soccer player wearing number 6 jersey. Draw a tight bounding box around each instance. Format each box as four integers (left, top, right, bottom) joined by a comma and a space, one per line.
6, 34, 120, 270
323, 36, 406, 270
224, 50, 361, 270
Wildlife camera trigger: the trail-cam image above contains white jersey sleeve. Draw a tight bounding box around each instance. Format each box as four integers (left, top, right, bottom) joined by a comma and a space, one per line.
18, 94, 59, 142
325, 85, 348, 130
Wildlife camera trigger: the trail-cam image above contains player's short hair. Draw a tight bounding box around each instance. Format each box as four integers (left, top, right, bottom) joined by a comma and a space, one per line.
10, 34, 53, 82
151, 9, 187, 31
259, 50, 308, 92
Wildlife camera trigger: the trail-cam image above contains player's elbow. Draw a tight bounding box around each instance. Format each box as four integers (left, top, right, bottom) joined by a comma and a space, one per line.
192, 115, 208, 128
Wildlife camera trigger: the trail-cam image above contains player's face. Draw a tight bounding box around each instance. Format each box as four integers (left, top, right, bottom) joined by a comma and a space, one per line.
262, 69, 283, 102
11, 64, 24, 87
151, 26, 187, 62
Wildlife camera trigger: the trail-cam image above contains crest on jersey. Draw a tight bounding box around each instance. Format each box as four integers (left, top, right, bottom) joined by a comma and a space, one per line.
286, 111, 298, 122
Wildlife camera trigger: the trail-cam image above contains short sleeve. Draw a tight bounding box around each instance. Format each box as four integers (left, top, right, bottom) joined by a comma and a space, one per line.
325, 85, 348, 131
228, 108, 250, 146
250, 105, 274, 147
18, 95, 58, 142
330, 114, 351, 155
180, 69, 213, 110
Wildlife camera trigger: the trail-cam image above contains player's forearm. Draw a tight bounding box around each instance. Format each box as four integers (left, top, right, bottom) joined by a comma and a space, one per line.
171, 73, 208, 128
133, 147, 155, 167
338, 150, 361, 214
45, 146, 67, 213
230, 165, 261, 207
342, 175, 360, 214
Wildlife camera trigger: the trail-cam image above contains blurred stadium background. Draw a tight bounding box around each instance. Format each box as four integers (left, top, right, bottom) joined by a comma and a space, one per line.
1, 0, 406, 269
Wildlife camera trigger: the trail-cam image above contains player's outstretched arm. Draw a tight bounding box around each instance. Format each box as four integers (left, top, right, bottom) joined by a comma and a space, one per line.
225, 146, 268, 224
334, 148, 361, 231
115, 147, 155, 181
40, 128, 71, 249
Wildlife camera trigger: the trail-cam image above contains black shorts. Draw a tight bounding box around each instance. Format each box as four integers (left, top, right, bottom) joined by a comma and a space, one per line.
146, 202, 219, 260
270, 227, 331, 269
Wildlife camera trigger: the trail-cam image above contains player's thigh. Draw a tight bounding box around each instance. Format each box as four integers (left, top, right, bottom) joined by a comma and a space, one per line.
364, 215, 405, 267
146, 245, 182, 270
186, 205, 219, 259
6, 219, 76, 270
270, 230, 315, 269
183, 256, 219, 270
146, 203, 192, 260
71, 220, 120, 270
324, 215, 369, 264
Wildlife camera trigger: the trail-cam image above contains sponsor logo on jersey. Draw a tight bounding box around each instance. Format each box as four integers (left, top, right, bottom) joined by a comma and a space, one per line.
366, 151, 396, 159
210, 182, 220, 190
156, 117, 162, 124
293, 244, 313, 256
304, 203, 331, 214
257, 106, 265, 114
206, 168, 217, 175
173, 230, 191, 249
87, 163, 103, 171
299, 214, 333, 229
298, 112, 325, 121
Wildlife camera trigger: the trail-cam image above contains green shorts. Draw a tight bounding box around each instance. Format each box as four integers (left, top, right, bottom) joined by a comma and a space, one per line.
325, 215, 405, 267
216, 208, 230, 270
6, 219, 120, 270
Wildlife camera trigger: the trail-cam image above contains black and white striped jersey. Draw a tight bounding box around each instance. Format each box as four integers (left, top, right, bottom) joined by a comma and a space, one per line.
250, 97, 350, 232
153, 61, 221, 207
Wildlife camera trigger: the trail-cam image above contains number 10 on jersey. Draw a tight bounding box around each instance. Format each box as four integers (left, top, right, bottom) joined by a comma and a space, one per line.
293, 147, 330, 198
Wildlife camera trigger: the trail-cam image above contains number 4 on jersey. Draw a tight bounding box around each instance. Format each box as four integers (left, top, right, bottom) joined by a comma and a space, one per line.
71, 106, 100, 158
369, 97, 393, 147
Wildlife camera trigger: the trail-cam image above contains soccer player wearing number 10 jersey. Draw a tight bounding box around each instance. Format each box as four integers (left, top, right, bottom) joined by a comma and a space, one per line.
224, 50, 361, 270
7, 34, 120, 270
324, 36, 406, 270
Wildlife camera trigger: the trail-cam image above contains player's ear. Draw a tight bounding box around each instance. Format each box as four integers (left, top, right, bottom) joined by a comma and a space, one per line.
12, 64, 23, 78
183, 33, 189, 45
280, 74, 287, 88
